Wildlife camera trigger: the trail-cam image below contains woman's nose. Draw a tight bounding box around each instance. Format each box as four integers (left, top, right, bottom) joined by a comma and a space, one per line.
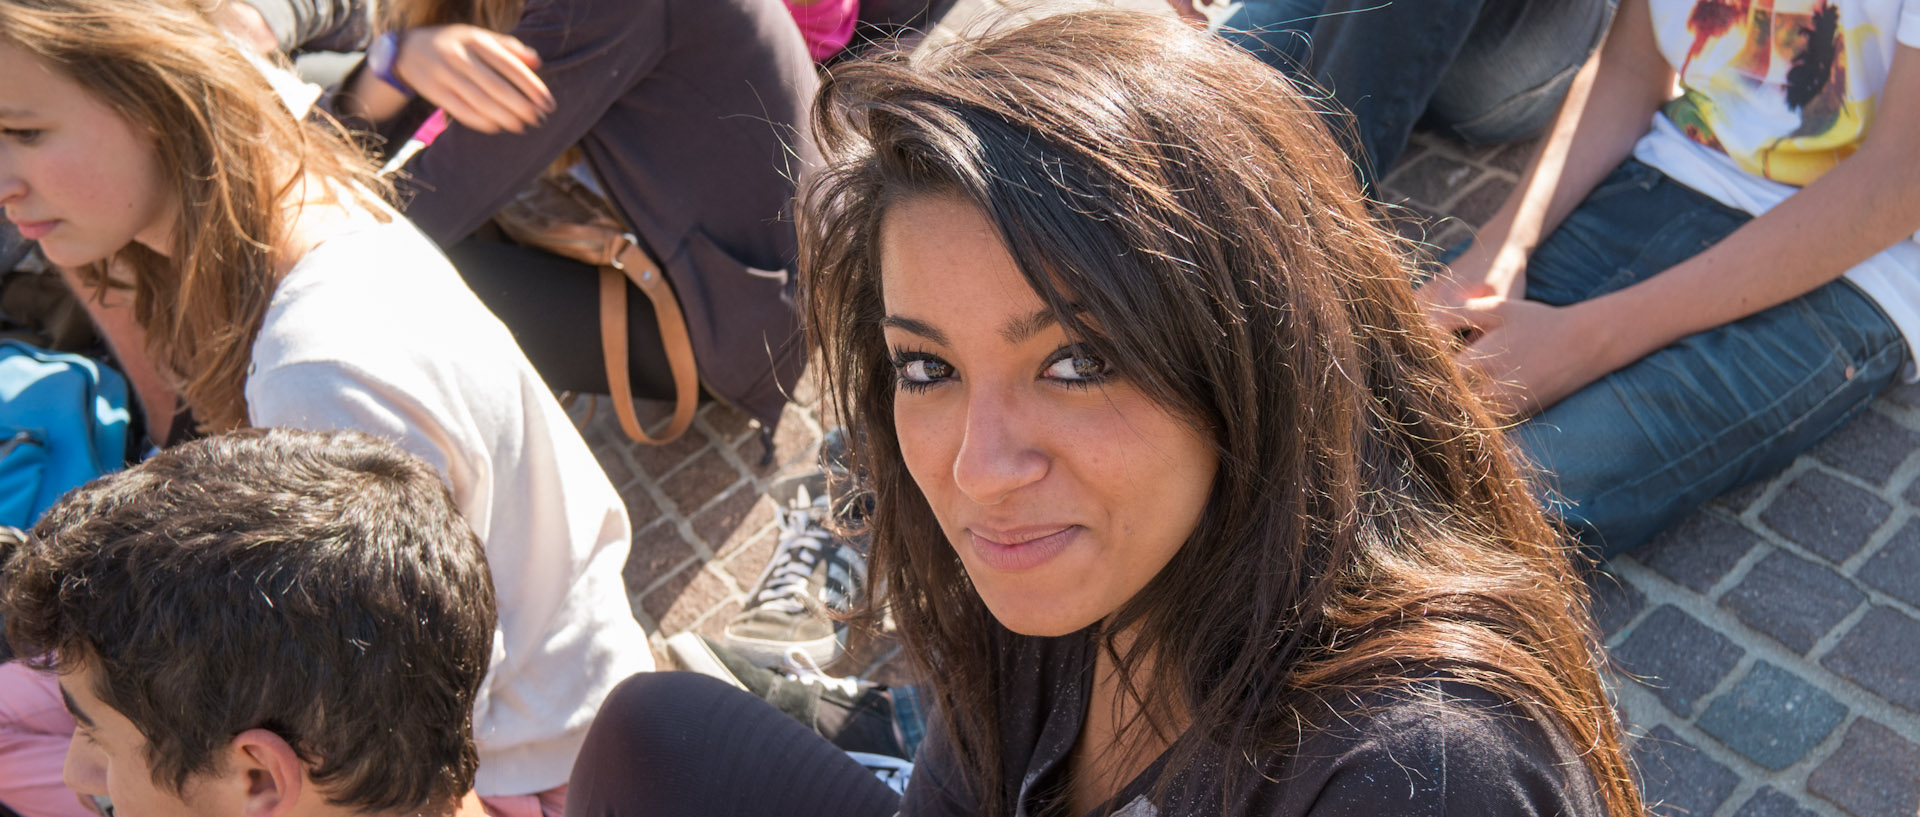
950, 389, 1048, 505
61, 733, 108, 798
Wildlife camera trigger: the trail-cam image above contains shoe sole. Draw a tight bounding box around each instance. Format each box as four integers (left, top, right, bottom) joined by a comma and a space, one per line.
664, 632, 748, 690
722, 630, 843, 672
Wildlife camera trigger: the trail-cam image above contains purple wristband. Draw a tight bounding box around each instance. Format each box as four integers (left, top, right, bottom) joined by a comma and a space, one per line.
366, 31, 412, 96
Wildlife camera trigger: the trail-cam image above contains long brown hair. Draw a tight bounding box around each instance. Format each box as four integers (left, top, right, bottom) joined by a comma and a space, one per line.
802, 10, 1639, 817
0, 0, 390, 433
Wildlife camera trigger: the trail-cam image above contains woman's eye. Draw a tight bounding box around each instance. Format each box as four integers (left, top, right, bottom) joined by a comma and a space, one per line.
891, 352, 954, 391
1042, 353, 1108, 384
1, 128, 43, 144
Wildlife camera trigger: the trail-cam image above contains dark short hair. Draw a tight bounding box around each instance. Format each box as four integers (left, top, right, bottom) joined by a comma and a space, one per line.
0, 428, 495, 815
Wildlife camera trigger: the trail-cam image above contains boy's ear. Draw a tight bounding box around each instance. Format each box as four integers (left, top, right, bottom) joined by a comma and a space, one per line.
224, 728, 307, 817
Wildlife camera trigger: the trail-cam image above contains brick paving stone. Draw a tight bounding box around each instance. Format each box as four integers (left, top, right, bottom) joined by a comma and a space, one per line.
1807, 719, 1920, 817
624, 520, 696, 597
700, 403, 757, 446
742, 405, 822, 478
592, 443, 637, 491
1636, 511, 1759, 593
692, 483, 778, 561
618, 480, 663, 530
1613, 605, 1744, 717
1445, 176, 1514, 228
659, 448, 746, 516
642, 564, 738, 637
1820, 605, 1920, 713
1632, 725, 1741, 817
1486, 137, 1539, 175
628, 424, 713, 476
1589, 571, 1646, 639
1714, 478, 1772, 514
721, 526, 782, 592
1859, 518, 1920, 608
1758, 470, 1890, 563
1719, 549, 1865, 654
1382, 152, 1479, 209
1810, 410, 1920, 486
1732, 787, 1823, 817
1697, 661, 1848, 770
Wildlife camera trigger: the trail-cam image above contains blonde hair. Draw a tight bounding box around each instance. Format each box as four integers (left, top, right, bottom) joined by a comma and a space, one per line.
0, 0, 391, 432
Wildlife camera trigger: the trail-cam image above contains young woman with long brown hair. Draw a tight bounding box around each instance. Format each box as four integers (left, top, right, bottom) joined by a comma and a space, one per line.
0, 1, 647, 815
563, 10, 1640, 817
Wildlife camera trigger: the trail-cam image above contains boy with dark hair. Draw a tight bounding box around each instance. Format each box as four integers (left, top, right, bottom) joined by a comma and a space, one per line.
0, 428, 496, 817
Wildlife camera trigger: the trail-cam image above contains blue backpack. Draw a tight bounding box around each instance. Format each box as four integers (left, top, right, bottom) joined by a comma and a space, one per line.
0, 340, 130, 528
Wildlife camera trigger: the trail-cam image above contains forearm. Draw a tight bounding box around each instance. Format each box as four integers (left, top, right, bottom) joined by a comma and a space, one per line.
1457, 0, 1672, 272
1584, 144, 1920, 371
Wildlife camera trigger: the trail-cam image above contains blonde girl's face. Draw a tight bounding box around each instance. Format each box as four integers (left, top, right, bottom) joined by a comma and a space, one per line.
0, 39, 177, 267
879, 194, 1219, 637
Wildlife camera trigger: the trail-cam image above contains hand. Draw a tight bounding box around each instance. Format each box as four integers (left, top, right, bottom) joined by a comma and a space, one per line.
1418, 242, 1529, 342
1164, 0, 1214, 23
1449, 296, 1612, 420
396, 25, 556, 134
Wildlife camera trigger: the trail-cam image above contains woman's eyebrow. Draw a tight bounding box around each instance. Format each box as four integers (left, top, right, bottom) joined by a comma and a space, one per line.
0, 106, 35, 121
880, 315, 948, 345
58, 684, 96, 728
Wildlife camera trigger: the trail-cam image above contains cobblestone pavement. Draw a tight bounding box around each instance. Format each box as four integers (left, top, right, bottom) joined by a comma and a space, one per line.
594, 3, 1920, 815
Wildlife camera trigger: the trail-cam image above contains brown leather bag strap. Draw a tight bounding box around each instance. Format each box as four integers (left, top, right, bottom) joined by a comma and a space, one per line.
598, 236, 697, 445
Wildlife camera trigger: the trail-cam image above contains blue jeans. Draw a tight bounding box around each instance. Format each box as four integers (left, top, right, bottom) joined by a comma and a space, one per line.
1494, 159, 1907, 557
1219, 0, 1612, 184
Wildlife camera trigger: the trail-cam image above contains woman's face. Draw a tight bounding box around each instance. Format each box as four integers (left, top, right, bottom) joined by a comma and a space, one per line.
880, 194, 1218, 637
0, 40, 175, 267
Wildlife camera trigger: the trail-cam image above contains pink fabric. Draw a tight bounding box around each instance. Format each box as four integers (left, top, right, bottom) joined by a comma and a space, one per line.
0, 661, 564, 817
0, 662, 91, 817
784, 0, 859, 61
480, 784, 567, 817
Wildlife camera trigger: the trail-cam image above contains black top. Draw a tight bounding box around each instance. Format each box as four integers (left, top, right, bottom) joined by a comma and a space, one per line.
902, 633, 1608, 817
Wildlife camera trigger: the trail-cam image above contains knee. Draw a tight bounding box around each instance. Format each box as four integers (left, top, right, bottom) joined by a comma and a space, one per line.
568, 672, 755, 806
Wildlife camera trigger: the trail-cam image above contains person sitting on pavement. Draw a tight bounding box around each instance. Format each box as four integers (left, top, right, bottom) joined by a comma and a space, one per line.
210, 0, 817, 449
1168, 0, 1614, 190
0, 1, 648, 813
0, 429, 496, 817
1420, 0, 1920, 556
559, 12, 1642, 817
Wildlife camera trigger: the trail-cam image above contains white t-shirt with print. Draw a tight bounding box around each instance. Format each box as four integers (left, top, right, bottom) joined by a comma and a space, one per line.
1632, 0, 1920, 372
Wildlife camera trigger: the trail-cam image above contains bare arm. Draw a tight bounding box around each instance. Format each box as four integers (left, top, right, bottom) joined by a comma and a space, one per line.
1422, 0, 1673, 322
57, 267, 178, 446
1455, 42, 1920, 418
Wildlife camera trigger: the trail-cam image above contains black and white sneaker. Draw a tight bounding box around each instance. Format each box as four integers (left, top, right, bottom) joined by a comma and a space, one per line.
721, 470, 866, 669
665, 632, 909, 762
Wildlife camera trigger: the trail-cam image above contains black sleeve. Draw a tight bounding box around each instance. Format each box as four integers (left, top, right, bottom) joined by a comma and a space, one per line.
1294, 685, 1606, 817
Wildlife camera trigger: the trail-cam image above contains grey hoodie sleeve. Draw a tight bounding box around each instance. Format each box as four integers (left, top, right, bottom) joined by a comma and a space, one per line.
240, 0, 373, 54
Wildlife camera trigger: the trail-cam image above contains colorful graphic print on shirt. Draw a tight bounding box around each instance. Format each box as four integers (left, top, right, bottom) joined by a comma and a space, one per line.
1653, 0, 1907, 185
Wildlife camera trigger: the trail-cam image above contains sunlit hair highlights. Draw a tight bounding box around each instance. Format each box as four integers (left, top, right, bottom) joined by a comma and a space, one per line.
801, 10, 1640, 817
0, 0, 390, 433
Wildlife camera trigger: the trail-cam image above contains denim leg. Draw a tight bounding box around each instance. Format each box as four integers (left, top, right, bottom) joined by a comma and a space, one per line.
1219, 0, 1488, 184
1215, 0, 1321, 74
1426, 0, 1614, 145
1509, 160, 1908, 558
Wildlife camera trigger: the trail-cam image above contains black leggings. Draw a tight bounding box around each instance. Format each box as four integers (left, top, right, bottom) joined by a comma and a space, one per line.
566, 672, 901, 817
447, 238, 682, 401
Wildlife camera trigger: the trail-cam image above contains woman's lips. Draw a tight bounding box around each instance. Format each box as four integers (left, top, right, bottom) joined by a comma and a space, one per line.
10, 219, 56, 241
966, 525, 1079, 572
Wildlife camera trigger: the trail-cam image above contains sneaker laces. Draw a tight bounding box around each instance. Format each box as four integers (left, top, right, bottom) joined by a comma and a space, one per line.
747, 485, 833, 614
784, 646, 865, 697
